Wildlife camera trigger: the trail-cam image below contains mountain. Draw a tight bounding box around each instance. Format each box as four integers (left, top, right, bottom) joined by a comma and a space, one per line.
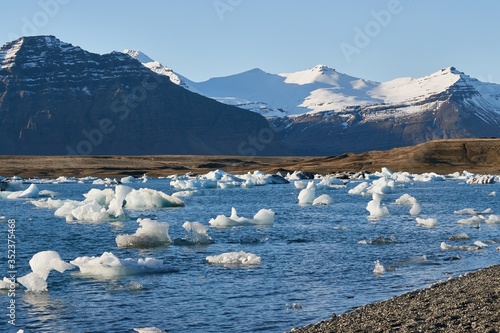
126, 52, 500, 155
0, 36, 288, 155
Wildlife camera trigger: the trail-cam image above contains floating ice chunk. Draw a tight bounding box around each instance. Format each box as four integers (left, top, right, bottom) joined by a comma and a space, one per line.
124, 188, 184, 209
440, 242, 479, 251
120, 176, 140, 183
206, 251, 261, 266
133, 327, 167, 333
209, 207, 275, 227
71, 252, 177, 278
172, 190, 199, 197
312, 194, 333, 206
84, 188, 115, 206
0, 277, 18, 290
6, 184, 40, 199
412, 173, 446, 182
182, 221, 212, 244
457, 216, 484, 225
474, 240, 488, 248
449, 233, 469, 240
298, 181, 315, 204
317, 176, 344, 189
294, 181, 308, 189
107, 185, 133, 217
409, 202, 421, 217
366, 177, 394, 194
488, 191, 496, 197
366, 193, 389, 218
68, 200, 114, 223
116, 218, 171, 248
394, 194, 417, 205
455, 208, 492, 215
348, 182, 369, 195
18, 251, 74, 292
373, 260, 385, 274
484, 215, 500, 224
391, 172, 412, 183
416, 217, 437, 228
31, 198, 65, 209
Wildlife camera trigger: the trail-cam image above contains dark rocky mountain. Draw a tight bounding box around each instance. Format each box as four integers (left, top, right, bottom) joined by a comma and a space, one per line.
0, 36, 288, 155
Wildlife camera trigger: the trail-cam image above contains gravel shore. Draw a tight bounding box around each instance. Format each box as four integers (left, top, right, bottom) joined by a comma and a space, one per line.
289, 265, 500, 333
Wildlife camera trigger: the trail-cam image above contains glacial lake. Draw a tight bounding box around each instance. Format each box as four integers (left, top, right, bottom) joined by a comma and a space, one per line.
0, 170, 499, 333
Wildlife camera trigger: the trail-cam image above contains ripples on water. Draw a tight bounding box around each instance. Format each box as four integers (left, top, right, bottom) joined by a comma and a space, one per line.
0, 176, 499, 332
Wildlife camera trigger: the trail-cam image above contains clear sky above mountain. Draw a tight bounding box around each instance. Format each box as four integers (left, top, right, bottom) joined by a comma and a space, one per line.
1, 0, 499, 83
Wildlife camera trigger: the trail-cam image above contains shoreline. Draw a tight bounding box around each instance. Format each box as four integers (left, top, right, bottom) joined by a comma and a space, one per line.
289, 264, 500, 333
0, 138, 499, 178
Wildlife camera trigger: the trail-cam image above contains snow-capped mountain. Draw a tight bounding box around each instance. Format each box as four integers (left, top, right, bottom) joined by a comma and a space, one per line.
126, 50, 500, 155
0, 36, 287, 155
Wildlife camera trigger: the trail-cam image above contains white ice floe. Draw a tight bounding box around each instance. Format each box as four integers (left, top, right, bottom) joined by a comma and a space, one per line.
373, 260, 385, 274
209, 207, 275, 227
124, 188, 185, 209
17, 251, 74, 292
182, 221, 212, 244
312, 194, 333, 206
133, 327, 167, 333
454, 208, 493, 215
206, 251, 261, 266
116, 218, 172, 248
484, 215, 500, 224
366, 177, 394, 195
395, 194, 421, 216
366, 193, 389, 218
32, 185, 184, 223
440, 242, 480, 251
473, 240, 488, 248
416, 217, 437, 228
71, 252, 177, 278
294, 181, 308, 189
298, 181, 315, 204
172, 190, 199, 197
488, 191, 496, 197
412, 173, 446, 182
6, 184, 40, 199
348, 182, 369, 195
0, 277, 18, 290
457, 216, 484, 225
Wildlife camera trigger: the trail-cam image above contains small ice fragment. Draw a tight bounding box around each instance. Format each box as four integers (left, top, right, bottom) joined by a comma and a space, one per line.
373, 260, 385, 274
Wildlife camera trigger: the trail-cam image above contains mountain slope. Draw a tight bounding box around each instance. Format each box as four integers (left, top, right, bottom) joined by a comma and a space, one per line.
125, 51, 500, 155
0, 36, 288, 155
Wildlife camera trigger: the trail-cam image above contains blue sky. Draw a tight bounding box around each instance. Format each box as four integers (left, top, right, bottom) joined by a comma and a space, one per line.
1, 0, 499, 83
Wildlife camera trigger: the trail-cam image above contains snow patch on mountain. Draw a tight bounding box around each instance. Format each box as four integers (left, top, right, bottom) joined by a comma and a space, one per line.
0, 38, 24, 70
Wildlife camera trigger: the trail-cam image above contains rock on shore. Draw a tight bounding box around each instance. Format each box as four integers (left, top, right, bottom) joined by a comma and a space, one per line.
290, 265, 500, 333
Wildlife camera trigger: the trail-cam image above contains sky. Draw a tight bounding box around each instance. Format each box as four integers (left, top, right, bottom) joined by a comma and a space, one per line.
1, 0, 499, 83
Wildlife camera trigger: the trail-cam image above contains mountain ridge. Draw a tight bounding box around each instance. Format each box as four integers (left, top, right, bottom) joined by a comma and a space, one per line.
0, 36, 288, 155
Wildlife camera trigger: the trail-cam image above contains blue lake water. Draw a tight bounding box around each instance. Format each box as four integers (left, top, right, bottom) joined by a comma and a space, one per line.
0, 173, 499, 333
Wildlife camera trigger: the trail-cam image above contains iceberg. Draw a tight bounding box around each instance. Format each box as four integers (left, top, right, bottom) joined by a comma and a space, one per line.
206, 251, 261, 266
312, 194, 333, 206
17, 251, 74, 292
416, 217, 437, 228
209, 207, 275, 227
182, 221, 212, 244
116, 218, 172, 248
297, 181, 315, 204
124, 188, 185, 209
71, 252, 177, 278
366, 193, 389, 218
373, 260, 385, 274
